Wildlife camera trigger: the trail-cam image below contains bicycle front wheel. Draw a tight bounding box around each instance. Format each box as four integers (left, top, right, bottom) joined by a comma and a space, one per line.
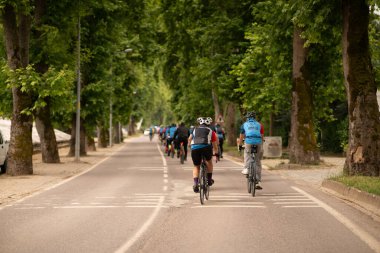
180, 146, 185, 164
251, 162, 257, 197
199, 166, 205, 205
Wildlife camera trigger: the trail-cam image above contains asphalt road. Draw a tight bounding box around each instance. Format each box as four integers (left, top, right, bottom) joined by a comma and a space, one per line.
0, 136, 379, 253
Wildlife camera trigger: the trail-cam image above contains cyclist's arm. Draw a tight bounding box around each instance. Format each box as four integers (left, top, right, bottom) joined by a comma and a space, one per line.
211, 131, 218, 154
188, 134, 193, 146
239, 124, 245, 145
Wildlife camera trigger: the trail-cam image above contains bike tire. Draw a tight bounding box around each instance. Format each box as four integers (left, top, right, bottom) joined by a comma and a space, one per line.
180, 146, 185, 164
251, 162, 257, 197
247, 174, 251, 193
199, 167, 205, 205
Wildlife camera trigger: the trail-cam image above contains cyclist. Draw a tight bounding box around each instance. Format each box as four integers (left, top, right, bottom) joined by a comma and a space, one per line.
188, 117, 219, 193
149, 126, 154, 141
215, 123, 225, 158
238, 111, 264, 190
173, 122, 190, 161
166, 123, 177, 156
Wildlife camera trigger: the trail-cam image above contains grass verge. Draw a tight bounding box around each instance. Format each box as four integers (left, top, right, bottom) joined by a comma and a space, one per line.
330, 176, 380, 196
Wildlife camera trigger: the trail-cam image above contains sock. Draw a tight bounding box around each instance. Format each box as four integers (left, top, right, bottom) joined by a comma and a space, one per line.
193, 177, 199, 185
207, 173, 213, 181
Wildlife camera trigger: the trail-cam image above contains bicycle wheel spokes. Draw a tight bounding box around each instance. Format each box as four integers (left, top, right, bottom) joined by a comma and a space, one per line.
251, 163, 257, 197
180, 146, 185, 164
199, 167, 205, 205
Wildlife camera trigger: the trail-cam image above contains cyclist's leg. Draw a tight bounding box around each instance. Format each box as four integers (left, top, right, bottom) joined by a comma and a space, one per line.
242, 143, 252, 174
203, 146, 214, 185
256, 144, 264, 182
219, 138, 224, 157
191, 148, 202, 192
183, 139, 188, 160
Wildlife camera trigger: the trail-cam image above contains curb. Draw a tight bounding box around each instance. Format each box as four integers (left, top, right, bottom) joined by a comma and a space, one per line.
322, 179, 380, 217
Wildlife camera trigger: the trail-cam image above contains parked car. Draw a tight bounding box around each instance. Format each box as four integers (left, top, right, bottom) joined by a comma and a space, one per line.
143, 129, 150, 136
0, 129, 9, 174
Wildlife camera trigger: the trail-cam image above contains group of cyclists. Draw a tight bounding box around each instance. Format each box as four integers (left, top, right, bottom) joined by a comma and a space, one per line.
149, 111, 264, 193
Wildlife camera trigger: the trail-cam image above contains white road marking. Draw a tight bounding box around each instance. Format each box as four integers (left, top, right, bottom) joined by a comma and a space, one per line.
282, 206, 320, 208
191, 205, 266, 208
292, 186, 380, 253
273, 202, 316, 205
113, 144, 168, 253
114, 196, 165, 253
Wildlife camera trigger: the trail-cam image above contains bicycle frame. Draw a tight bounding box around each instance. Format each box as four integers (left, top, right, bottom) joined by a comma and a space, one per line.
199, 156, 209, 205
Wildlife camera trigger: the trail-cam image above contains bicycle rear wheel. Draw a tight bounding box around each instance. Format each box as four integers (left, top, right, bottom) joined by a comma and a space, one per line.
247, 174, 251, 193
199, 165, 205, 205
180, 145, 185, 164
251, 162, 257, 197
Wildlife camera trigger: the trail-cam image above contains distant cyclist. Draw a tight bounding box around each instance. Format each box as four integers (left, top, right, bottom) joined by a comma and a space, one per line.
149, 126, 154, 141
166, 123, 177, 156
215, 123, 225, 158
188, 117, 218, 193
239, 111, 264, 190
173, 122, 190, 161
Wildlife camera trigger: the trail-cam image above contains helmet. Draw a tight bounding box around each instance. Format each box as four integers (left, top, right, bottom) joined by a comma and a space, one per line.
197, 117, 212, 125
245, 111, 256, 119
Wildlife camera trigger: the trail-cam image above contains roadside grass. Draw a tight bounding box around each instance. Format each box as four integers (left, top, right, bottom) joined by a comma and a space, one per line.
330, 175, 380, 196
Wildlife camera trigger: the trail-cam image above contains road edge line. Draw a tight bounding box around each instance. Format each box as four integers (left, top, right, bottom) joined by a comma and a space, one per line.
292, 186, 380, 253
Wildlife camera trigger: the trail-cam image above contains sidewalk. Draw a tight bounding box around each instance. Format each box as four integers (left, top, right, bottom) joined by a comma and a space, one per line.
0, 143, 124, 207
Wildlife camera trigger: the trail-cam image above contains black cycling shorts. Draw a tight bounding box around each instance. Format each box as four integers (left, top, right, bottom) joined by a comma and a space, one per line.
191, 146, 212, 166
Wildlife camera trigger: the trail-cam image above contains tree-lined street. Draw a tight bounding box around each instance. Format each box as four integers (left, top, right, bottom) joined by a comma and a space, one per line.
1, 136, 379, 253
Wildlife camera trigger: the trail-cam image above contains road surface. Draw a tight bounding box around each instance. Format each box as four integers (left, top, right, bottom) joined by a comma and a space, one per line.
0, 136, 379, 253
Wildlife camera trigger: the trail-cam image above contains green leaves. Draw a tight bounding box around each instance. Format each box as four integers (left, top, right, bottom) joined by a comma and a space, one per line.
2, 64, 75, 116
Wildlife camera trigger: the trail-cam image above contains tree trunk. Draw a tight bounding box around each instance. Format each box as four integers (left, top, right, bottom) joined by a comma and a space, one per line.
128, 116, 136, 135
35, 98, 60, 163
32, 0, 60, 163
87, 135, 96, 151
269, 102, 275, 136
68, 115, 86, 156
2, 4, 34, 175
225, 102, 237, 146
211, 88, 221, 123
342, 0, 380, 176
114, 124, 120, 144
97, 125, 108, 148
288, 26, 320, 164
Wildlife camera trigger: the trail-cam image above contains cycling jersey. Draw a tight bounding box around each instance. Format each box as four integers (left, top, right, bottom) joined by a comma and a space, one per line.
191, 126, 217, 150
240, 118, 263, 145
166, 126, 177, 138
215, 126, 224, 139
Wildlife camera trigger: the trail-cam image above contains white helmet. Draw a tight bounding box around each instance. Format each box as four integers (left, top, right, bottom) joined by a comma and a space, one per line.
197, 117, 212, 125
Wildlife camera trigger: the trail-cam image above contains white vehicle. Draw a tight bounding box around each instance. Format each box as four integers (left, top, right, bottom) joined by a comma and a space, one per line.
0, 129, 9, 173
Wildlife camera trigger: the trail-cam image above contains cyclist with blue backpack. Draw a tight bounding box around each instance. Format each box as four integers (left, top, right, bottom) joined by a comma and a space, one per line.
166, 123, 177, 157
238, 111, 264, 190
215, 123, 225, 158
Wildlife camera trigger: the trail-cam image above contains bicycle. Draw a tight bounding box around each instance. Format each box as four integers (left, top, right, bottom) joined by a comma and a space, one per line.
198, 154, 218, 205
239, 143, 258, 197
198, 155, 209, 205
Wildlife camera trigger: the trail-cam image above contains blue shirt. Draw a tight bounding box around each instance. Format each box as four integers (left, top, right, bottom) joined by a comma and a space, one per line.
240, 118, 262, 145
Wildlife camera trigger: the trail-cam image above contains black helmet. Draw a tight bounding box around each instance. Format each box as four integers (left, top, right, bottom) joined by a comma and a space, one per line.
245, 111, 256, 119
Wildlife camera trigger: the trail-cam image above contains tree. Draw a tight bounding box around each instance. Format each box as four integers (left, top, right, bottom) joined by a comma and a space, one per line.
288, 26, 320, 164
342, 0, 380, 176
1, 2, 34, 175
